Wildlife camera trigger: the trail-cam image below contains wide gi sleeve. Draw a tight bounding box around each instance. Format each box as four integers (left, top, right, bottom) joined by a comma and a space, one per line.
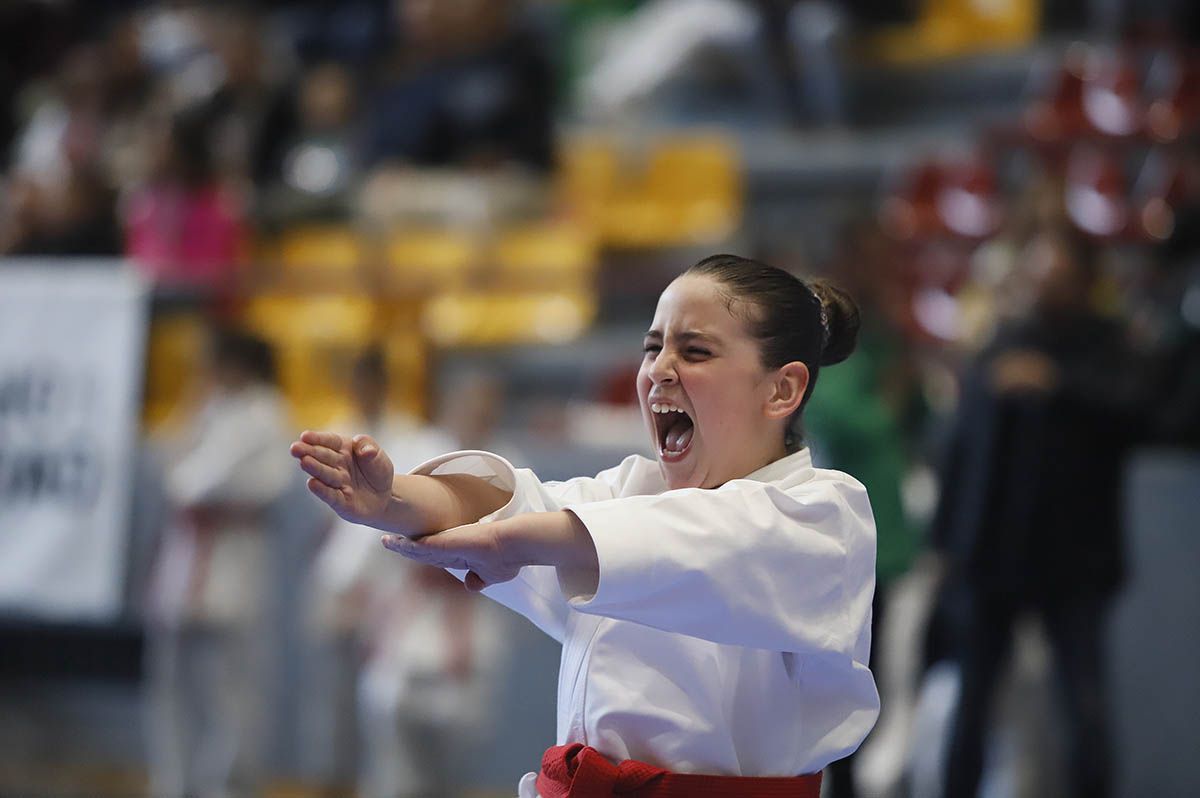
409, 450, 634, 643
562, 476, 877, 659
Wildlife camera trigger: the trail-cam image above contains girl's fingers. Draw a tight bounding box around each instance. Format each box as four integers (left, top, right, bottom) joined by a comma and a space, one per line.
380, 536, 517, 590
289, 441, 345, 468
300, 430, 344, 450
306, 477, 346, 508
382, 536, 470, 570
351, 434, 379, 456
300, 455, 346, 487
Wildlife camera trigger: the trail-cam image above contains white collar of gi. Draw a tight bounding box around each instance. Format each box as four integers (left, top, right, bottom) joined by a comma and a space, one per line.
739, 446, 814, 486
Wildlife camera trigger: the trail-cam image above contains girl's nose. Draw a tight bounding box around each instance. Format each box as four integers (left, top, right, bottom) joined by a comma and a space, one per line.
648, 353, 678, 385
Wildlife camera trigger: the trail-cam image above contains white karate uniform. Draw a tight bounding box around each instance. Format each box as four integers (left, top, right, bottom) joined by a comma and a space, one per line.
144, 383, 292, 798
409, 446, 880, 797
312, 425, 515, 798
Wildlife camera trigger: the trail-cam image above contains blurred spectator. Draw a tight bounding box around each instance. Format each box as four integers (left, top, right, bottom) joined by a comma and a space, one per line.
308, 362, 514, 798
362, 0, 554, 172
806, 219, 925, 797
960, 172, 1071, 352
259, 61, 363, 226
0, 1, 90, 169
572, 0, 909, 125
100, 14, 158, 190
354, 554, 508, 798
193, 9, 296, 187
303, 347, 433, 790
0, 22, 153, 258
1145, 202, 1200, 448
1, 165, 121, 256
123, 109, 247, 287
143, 326, 292, 798
573, 0, 764, 119
932, 227, 1150, 798
11, 44, 111, 198
781, 1, 849, 125
272, 0, 393, 67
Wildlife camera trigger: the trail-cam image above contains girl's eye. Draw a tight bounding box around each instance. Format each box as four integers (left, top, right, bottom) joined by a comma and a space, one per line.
686, 348, 711, 357
643, 344, 661, 354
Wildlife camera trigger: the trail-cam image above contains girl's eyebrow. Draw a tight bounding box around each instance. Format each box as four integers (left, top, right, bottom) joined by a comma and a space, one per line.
644, 330, 719, 344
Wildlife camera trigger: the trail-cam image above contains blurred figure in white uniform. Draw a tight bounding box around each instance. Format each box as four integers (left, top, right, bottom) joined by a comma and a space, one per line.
302, 347, 426, 791
308, 361, 515, 798
144, 327, 292, 798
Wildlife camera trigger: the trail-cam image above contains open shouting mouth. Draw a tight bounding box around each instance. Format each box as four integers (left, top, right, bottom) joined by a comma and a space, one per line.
649, 399, 695, 463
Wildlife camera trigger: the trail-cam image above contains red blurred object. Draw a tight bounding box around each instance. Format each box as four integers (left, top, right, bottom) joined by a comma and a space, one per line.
1023, 45, 1090, 144
938, 158, 1004, 239
1064, 145, 1130, 239
598, 365, 639, 406
1081, 50, 1145, 138
880, 161, 942, 242
879, 156, 1003, 243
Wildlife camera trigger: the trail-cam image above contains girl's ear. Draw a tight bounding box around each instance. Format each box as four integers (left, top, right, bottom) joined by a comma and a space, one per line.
765, 361, 809, 420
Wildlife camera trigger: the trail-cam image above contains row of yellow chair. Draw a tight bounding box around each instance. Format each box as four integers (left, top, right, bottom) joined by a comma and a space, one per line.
867, 0, 1038, 64
143, 289, 597, 429
261, 221, 598, 294
256, 134, 744, 291
557, 134, 743, 248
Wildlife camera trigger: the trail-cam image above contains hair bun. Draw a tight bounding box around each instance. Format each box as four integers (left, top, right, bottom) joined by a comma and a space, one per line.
807, 278, 860, 366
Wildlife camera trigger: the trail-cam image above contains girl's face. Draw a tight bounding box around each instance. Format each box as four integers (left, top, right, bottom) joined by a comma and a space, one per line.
637, 274, 798, 490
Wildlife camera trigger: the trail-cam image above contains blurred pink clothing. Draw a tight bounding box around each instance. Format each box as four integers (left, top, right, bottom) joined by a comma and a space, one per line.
124, 183, 245, 287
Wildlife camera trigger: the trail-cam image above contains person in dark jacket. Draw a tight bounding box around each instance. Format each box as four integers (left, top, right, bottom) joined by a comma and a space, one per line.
934, 226, 1147, 798
362, 0, 555, 172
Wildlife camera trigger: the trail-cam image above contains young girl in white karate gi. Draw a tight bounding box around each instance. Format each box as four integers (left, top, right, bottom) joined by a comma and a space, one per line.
290, 254, 879, 797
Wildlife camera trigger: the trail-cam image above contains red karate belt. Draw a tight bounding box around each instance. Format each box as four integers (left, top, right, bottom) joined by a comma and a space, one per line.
536, 743, 823, 798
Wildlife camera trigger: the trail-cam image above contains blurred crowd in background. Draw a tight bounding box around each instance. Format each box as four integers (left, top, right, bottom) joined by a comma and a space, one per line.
2, 0, 1200, 797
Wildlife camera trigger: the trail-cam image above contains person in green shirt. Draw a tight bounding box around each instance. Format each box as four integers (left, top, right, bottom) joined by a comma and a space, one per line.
804, 221, 925, 798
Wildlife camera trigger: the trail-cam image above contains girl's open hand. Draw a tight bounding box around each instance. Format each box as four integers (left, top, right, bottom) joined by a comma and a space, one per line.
381, 511, 599, 596
382, 521, 521, 592
290, 430, 395, 526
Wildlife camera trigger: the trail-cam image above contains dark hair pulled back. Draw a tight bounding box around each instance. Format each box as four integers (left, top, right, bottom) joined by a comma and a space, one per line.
685, 254, 860, 451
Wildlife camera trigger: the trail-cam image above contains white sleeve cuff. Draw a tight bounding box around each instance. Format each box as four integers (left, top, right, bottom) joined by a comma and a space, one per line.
408, 449, 530, 523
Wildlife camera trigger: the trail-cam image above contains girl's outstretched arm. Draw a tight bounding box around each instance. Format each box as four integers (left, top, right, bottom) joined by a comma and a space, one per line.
289, 430, 512, 535
381, 510, 599, 595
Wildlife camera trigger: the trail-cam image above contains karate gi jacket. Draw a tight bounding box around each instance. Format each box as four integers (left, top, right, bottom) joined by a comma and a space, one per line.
148, 384, 292, 626
410, 446, 880, 790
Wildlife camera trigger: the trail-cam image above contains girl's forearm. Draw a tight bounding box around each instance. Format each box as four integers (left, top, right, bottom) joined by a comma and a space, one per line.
383, 474, 513, 536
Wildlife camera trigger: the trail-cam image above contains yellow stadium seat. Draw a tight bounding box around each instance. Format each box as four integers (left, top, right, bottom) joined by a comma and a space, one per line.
274, 226, 367, 286
492, 223, 596, 289
599, 190, 680, 248
384, 229, 478, 295
870, 0, 1039, 63
382, 331, 429, 420
645, 136, 743, 244
422, 291, 597, 347
558, 136, 622, 224
142, 311, 208, 431
242, 294, 380, 427
242, 294, 377, 341
557, 134, 743, 248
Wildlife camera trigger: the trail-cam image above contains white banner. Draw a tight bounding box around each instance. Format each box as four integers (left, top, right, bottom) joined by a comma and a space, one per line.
0, 263, 148, 621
